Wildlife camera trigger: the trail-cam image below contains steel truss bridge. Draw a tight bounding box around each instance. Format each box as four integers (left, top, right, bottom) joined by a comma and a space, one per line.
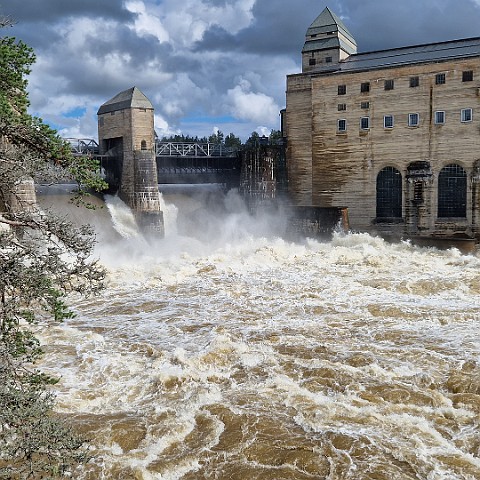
65, 138, 241, 186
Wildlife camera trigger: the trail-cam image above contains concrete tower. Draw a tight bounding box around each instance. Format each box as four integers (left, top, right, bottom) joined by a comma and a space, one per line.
97, 87, 164, 236
302, 7, 357, 73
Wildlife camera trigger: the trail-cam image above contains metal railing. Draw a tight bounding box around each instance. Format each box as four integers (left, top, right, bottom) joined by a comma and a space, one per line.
155, 141, 237, 157
65, 138, 100, 155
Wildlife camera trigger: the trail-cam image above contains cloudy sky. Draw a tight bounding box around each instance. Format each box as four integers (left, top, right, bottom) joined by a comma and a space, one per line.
2, 0, 480, 141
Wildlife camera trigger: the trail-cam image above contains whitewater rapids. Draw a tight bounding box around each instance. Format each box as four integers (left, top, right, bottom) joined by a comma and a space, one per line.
35, 188, 480, 480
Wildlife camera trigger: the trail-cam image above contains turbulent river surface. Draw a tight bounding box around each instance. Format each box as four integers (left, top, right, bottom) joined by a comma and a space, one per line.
36, 186, 480, 480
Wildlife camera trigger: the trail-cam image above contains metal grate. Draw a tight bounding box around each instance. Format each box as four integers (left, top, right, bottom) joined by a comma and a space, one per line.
438, 164, 467, 217
376, 167, 402, 218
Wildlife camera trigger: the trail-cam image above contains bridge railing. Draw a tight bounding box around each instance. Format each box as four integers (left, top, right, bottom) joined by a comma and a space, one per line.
65, 138, 100, 155
155, 141, 237, 157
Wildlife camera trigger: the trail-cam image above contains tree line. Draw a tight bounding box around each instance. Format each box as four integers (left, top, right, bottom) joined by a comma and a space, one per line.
160, 129, 283, 149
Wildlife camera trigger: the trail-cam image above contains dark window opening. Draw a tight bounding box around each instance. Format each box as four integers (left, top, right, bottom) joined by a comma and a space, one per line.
384, 80, 394, 90
141, 140, 147, 150
361, 101, 370, 109
361, 82, 370, 93
338, 103, 347, 111
438, 164, 467, 217
410, 76, 420, 88
435, 111, 445, 124
384, 115, 394, 128
326, 56, 332, 63
338, 84, 347, 95
309, 58, 316, 66
436, 73, 446, 85
462, 70, 474, 82
377, 166, 402, 218
461, 108, 473, 122
408, 113, 419, 127
338, 119, 347, 132
360, 116, 370, 130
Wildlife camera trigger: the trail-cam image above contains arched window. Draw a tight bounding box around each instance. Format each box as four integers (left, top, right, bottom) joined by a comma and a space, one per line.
438, 164, 467, 217
376, 167, 402, 218
140, 140, 147, 150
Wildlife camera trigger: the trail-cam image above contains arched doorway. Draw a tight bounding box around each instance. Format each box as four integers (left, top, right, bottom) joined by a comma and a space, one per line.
376, 166, 402, 219
438, 164, 467, 218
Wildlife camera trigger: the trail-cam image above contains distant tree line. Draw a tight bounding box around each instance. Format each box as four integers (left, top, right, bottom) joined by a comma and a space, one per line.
159, 129, 283, 150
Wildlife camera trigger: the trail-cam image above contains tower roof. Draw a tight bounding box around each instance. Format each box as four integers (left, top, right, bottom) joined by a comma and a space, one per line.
97, 86, 153, 115
306, 7, 356, 46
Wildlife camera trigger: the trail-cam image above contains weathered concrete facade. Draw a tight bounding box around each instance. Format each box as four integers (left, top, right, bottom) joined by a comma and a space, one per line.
286, 7, 480, 243
98, 87, 164, 235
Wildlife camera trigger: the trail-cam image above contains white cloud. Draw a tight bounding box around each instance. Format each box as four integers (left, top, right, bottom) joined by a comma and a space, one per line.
157, 0, 256, 48
226, 79, 280, 125
124, 0, 169, 43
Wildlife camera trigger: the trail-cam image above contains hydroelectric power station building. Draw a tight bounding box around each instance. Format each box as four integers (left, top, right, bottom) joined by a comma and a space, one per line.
285, 7, 480, 243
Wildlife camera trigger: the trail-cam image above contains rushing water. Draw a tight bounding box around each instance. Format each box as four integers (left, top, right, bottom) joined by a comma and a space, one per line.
35, 186, 480, 480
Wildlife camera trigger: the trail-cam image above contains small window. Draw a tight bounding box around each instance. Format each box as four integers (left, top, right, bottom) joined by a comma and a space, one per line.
461, 108, 473, 122
384, 80, 394, 90
309, 58, 316, 66
384, 115, 394, 128
141, 140, 147, 150
463, 70, 474, 82
408, 113, 419, 127
338, 85, 347, 95
361, 102, 370, 109
436, 73, 446, 85
326, 56, 332, 63
360, 117, 370, 130
110, 111, 115, 116
410, 76, 420, 88
338, 103, 347, 111
361, 82, 370, 93
338, 119, 347, 132
435, 111, 445, 124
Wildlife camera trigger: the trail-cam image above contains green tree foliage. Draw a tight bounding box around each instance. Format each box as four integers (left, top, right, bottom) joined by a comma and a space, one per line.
0, 15, 106, 478
244, 131, 261, 148
208, 129, 224, 145
224, 132, 242, 149
269, 129, 283, 144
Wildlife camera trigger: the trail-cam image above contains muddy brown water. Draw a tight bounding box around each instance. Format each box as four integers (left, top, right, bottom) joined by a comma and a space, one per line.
35, 186, 480, 479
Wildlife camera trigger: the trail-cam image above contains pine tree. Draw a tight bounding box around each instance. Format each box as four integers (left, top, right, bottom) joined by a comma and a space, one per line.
0, 15, 106, 478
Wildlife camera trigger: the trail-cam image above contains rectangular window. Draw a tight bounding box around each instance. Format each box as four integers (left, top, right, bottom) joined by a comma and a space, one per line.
337, 119, 347, 132
360, 82, 370, 93
436, 73, 446, 85
384, 115, 394, 128
408, 113, 419, 127
461, 108, 473, 122
338, 85, 347, 95
338, 103, 347, 111
410, 76, 420, 88
360, 117, 370, 130
326, 56, 332, 63
434, 111, 445, 124
361, 101, 370, 109
463, 70, 474, 82
384, 79, 394, 90
309, 58, 316, 66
